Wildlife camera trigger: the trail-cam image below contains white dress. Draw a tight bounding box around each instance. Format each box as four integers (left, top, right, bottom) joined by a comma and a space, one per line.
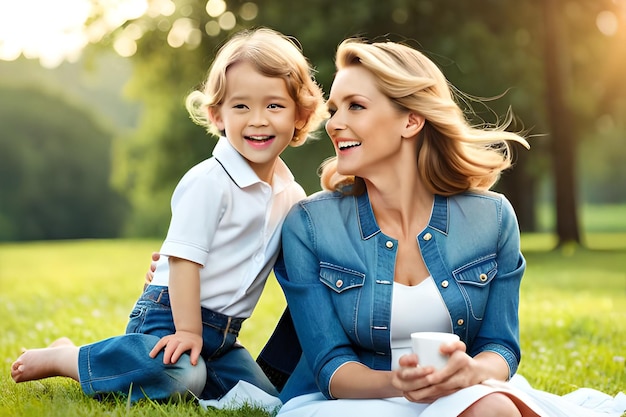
274, 375, 626, 417
274, 278, 626, 417
197, 279, 626, 416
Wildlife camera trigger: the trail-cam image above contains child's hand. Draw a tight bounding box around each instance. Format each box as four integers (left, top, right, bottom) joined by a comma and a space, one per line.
149, 330, 203, 366
145, 252, 160, 285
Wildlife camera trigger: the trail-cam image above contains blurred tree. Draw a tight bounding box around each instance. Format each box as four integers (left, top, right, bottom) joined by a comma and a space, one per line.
0, 85, 128, 241
101, 0, 625, 239
542, 0, 581, 246
536, 0, 626, 244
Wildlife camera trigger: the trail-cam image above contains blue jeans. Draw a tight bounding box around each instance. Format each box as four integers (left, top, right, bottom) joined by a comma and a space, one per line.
78, 285, 278, 402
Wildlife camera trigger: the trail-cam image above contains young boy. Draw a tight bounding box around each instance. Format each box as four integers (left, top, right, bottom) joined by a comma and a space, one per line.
11, 27, 327, 403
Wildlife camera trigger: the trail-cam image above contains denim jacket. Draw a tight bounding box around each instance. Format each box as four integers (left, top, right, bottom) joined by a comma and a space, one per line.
270, 189, 525, 401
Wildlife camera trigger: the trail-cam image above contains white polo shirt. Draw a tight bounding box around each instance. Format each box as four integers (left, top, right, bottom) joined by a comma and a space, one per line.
150, 137, 306, 318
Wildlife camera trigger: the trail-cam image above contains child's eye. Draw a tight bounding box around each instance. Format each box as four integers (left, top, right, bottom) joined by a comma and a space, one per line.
268, 103, 285, 109
233, 104, 248, 109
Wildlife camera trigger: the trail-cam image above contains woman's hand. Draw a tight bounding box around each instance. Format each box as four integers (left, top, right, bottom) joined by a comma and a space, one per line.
391, 340, 489, 403
145, 252, 160, 285
149, 330, 203, 366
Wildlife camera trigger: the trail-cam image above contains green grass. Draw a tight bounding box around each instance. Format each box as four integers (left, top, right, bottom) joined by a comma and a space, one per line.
1, 236, 625, 416
518, 234, 626, 397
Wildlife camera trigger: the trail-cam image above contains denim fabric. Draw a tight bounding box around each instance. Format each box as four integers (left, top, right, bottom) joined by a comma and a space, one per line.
269, 190, 525, 401
78, 285, 277, 402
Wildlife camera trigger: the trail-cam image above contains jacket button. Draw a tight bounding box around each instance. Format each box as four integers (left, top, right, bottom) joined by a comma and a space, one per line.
423, 233, 432, 241
441, 280, 449, 288
479, 273, 488, 282
457, 319, 464, 326
336, 280, 343, 288
385, 241, 394, 249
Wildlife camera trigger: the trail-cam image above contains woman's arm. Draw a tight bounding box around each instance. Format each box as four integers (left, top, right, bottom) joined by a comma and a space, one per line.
144, 252, 159, 285
330, 362, 402, 399
468, 195, 524, 377
277, 204, 368, 399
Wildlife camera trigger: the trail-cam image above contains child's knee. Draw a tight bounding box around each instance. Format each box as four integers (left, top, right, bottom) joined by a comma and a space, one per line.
164, 354, 207, 398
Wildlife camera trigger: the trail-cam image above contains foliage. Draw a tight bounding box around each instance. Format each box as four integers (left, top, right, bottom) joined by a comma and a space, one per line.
579, 130, 626, 203
1, 231, 625, 416
100, 0, 626, 237
0, 84, 129, 241
0, 1, 623, 240
0, 55, 140, 132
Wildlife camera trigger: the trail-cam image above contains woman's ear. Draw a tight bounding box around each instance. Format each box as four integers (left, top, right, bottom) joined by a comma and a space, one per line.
402, 113, 425, 139
208, 107, 225, 131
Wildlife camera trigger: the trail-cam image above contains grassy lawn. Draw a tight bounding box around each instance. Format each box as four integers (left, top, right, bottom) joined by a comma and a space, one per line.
1, 235, 625, 416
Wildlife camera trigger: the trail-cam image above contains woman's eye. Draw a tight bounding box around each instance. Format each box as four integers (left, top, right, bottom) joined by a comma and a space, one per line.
327, 108, 337, 117
349, 103, 365, 110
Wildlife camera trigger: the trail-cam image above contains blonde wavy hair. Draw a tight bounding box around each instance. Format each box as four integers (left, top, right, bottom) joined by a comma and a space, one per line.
320, 38, 529, 194
186, 28, 327, 146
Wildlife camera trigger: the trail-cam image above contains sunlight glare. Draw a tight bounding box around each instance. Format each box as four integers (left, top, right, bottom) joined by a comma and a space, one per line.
113, 36, 137, 58
219, 11, 237, 31
596, 10, 619, 36
167, 18, 198, 48
147, 0, 176, 18
0, 0, 148, 68
205, 21, 221, 37
239, 2, 258, 21
206, 0, 227, 18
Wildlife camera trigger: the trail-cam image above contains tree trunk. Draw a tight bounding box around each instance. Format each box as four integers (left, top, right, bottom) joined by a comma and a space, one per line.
497, 146, 537, 233
542, 0, 581, 246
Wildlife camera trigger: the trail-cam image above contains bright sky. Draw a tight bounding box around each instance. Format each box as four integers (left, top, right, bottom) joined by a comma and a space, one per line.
0, 0, 148, 68
1, 1, 619, 69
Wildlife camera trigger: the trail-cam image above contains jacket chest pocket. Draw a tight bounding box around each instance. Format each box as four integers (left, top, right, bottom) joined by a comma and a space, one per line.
319, 262, 365, 336
319, 262, 365, 293
453, 256, 497, 320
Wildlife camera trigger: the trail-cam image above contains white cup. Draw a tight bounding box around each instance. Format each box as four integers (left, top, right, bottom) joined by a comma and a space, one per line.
410, 332, 460, 370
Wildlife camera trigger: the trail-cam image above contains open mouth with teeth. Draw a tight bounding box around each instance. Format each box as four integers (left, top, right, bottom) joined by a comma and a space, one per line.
245, 135, 275, 142
338, 141, 361, 150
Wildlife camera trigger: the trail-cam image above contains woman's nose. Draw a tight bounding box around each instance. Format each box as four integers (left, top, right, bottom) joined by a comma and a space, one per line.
325, 112, 344, 134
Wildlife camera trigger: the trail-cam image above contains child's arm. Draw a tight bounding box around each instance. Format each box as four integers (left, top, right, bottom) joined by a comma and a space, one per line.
149, 256, 203, 365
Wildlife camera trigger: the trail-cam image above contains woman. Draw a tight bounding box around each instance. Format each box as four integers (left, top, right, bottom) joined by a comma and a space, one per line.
267, 38, 625, 417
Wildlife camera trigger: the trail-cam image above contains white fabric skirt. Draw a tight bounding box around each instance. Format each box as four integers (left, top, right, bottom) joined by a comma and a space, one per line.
197, 375, 626, 417
276, 375, 626, 417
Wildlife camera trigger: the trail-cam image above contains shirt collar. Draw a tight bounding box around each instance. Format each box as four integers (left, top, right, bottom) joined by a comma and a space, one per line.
213, 136, 295, 193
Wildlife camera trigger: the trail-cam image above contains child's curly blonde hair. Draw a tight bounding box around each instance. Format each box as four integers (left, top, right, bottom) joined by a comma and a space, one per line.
186, 27, 327, 146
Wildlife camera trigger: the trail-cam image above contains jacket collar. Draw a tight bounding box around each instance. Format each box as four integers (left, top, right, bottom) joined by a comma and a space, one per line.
356, 191, 449, 240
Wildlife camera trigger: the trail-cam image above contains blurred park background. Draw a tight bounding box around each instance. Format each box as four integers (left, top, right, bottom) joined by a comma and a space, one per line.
0, 0, 625, 245
1, 2, 625, 415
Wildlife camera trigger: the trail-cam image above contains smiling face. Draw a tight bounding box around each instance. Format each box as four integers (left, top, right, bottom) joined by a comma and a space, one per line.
325, 65, 414, 179
210, 60, 304, 182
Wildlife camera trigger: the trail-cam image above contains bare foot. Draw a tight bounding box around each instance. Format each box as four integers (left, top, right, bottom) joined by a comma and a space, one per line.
49, 337, 75, 347
11, 344, 79, 383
